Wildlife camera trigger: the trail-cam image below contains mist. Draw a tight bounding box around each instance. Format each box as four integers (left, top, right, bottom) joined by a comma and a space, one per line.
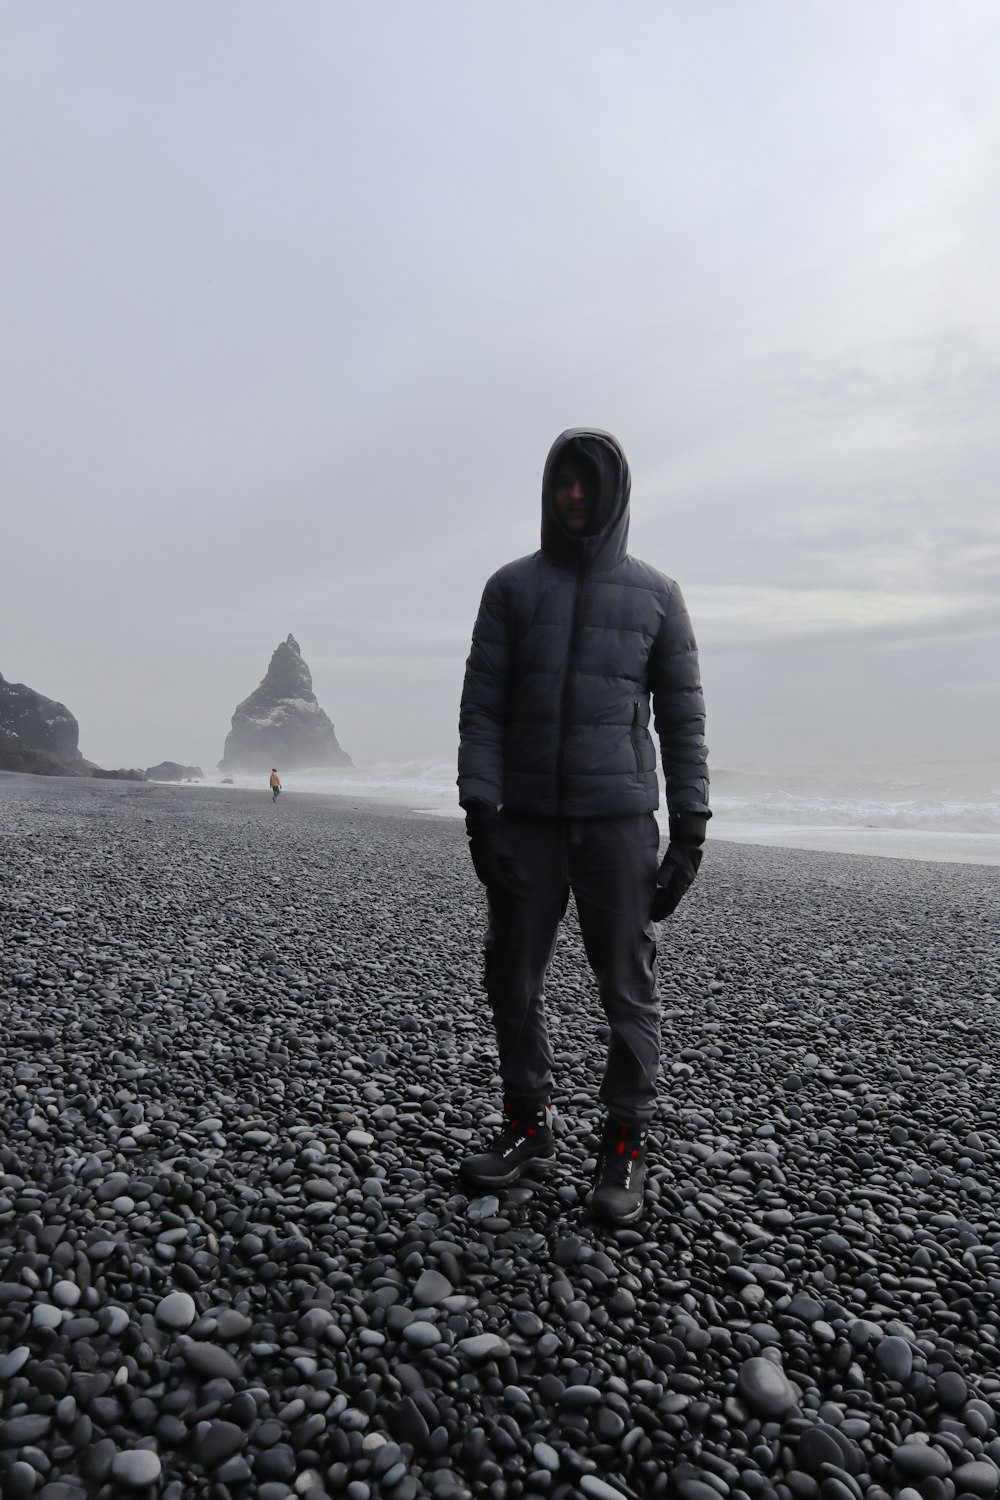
2, 2, 998, 774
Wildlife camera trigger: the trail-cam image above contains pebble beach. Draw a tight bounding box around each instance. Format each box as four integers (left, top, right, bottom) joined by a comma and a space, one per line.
2, 774, 1000, 1500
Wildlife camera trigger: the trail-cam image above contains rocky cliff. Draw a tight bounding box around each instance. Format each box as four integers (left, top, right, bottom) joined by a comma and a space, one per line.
0, 726, 84, 776
0, 673, 93, 776
219, 635, 351, 772
0, 671, 148, 779
0, 672, 83, 764
146, 762, 205, 782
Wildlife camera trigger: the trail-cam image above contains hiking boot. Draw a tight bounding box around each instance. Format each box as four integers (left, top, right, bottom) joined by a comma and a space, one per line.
461, 1098, 555, 1188
591, 1118, 649, 1224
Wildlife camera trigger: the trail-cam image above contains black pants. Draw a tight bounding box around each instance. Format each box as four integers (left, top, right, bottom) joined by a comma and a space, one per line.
483, 813, 661, 1123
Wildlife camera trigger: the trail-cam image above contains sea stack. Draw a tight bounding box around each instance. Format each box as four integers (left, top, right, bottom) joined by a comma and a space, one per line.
0, 672, 83, 763
0, 671, 90, 774
220, 634, 351, 772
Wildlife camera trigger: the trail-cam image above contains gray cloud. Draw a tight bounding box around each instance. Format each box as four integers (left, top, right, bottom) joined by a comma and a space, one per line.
2, 2, 999, 771
796, 330, 1000, 430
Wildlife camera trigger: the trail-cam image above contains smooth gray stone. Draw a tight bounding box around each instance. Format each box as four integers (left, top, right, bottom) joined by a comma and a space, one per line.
372, 1441, 402, 1475
558, 1385, 602, 1408
580, 1477, 633, 1500
0, 1414, 52, 1445
111, 1450, 162, 1487
178, 1339, 243, 1381
955, 1462, 1000, 1497
0, 1346, 30, 1379
391, 1398, 432, 1451
892, 1442, 953, 1479
533, 1442, 559, 1472
938, 1370, 968, 1408
466, 1195, 500, 1218
456, 1334, 510, 1360
401, 1321, 441, 1349
4, 1462, 38, 1500
875, 1335, 912, 1382
103, 1306, 130, 1335
677, 1482, 725, 1500
848, 1318, 881, 1350
299, 1306, 335, 1338
304, 1179, 340, 1201
31, 1484, 85, 1500
340, 1409, 371, 1431
201, 1419, 244, 1467
412, 1269, 453, 1305
215, 1456, 254, 1485
737, 1357, 799, 1418
215, 1309, 253, 1340
155, 1290, 197, 1329
817, 1479, 859, 1500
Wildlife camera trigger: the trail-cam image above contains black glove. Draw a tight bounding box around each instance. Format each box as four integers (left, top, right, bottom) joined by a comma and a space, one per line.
463, 801, 531, 899
652, 811, 708, 921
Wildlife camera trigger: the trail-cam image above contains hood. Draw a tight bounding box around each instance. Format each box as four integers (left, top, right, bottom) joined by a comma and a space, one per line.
540, 428, 631, 571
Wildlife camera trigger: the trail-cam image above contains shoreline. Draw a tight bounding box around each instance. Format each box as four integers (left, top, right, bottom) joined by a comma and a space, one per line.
6, 767, 998, 868
711, 819, 1000, 867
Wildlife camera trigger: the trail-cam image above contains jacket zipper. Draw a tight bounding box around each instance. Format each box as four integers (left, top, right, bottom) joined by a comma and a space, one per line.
556, 557, 587, 817
631, 700, 643, 776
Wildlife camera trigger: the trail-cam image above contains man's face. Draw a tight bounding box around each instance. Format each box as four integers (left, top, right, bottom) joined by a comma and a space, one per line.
553, 455, 595, 534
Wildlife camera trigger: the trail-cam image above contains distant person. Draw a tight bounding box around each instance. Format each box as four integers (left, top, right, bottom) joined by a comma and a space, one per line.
270, 768, 282, 802
457, 428, 710, 1224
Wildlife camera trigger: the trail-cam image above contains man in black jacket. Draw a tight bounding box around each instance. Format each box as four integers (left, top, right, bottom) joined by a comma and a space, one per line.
457, 428, 710, 1224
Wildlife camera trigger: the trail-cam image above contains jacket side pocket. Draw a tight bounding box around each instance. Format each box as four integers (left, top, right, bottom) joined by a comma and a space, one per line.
631, 700, 644, 776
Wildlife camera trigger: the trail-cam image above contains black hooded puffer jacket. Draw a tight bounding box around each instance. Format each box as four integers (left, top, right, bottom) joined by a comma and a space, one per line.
458, 429, 710, 820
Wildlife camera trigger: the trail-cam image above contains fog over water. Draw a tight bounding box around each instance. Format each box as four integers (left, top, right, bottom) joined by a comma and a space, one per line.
196, 755, 1000, 866
2, 5, 999, 825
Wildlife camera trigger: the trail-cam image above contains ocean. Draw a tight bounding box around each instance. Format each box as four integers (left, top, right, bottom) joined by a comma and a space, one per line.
194, 756, 1000, 866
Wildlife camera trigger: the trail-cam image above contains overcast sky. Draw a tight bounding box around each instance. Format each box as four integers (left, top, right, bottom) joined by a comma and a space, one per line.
3, 1, 998, 773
